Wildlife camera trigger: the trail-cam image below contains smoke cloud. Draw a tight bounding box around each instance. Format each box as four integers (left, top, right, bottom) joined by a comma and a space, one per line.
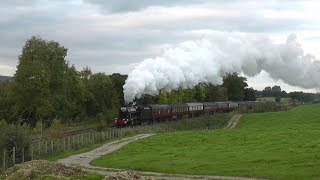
123, 33, 320, 103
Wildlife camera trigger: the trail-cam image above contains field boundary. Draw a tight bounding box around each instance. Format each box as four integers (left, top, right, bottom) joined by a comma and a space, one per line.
0, 115, 229, 174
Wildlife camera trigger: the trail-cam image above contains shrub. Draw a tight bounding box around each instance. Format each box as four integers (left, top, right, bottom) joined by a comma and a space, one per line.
32, 121, 43, 134
0, 120, 32, 166
51, 118, 61, 128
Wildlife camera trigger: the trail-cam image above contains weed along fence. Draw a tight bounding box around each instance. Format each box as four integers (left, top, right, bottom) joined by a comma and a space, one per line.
0, 115, 229, 174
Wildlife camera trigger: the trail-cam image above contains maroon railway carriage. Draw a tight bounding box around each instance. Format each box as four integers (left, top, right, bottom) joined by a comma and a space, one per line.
171, 103, 188, 119
216, 102, 229, 112
203, 102, 218, 115
115, 100, 274, 127
149, 104, 171, 121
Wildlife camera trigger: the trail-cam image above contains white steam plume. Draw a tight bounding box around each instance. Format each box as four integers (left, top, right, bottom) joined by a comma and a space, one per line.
124, 33, 320, 103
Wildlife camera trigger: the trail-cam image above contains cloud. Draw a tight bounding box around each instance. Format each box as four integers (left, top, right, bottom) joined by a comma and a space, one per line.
0, 65, 16, 76
0, 0, 319, 94
123, 33, 320, 102
84, 0, 209, 13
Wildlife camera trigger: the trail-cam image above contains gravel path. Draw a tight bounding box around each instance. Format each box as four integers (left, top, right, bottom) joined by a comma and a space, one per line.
57, 134, 154, 167
225, 115, 243, 129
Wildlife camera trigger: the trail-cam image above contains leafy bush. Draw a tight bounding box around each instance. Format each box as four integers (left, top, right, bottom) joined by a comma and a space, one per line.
0, 120, 32, 167
0, 120, 31, 150
105, 108, 118, 124
32, 121, 43, 134
51, 118, 61, 128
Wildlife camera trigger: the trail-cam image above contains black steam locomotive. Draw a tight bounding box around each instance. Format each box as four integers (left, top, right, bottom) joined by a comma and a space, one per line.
115, 101, 275, 127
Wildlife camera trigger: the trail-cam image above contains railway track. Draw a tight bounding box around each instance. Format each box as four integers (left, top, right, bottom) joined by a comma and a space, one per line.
31, 128, 94, 141
60, 128, 92, 137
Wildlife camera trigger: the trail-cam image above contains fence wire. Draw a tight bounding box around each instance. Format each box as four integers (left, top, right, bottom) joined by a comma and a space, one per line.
0, 121, 223, 174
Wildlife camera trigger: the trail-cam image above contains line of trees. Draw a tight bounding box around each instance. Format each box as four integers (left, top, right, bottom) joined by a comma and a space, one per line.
140, 72, 256, 105
1, 36, 319, 129
256, 85, 320, 103
0, 37, 256, 128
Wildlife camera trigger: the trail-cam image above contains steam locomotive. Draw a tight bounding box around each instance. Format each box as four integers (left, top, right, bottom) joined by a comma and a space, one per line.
115, 101, 275, 127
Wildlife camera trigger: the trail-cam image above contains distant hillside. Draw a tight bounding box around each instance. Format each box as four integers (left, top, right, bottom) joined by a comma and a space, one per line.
0, 75, 13, 81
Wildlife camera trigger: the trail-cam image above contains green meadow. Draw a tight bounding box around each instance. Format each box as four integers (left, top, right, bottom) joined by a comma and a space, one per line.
91, 104, 320, 179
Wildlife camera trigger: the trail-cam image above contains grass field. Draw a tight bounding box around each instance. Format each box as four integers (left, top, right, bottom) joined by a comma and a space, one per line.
91, 104, 320, 179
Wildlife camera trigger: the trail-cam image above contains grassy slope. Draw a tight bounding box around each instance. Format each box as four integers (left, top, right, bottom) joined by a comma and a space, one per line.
46, 114, 229, 161
91, 104, 320, 179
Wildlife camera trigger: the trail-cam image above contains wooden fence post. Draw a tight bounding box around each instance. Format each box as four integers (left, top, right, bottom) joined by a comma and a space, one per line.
81, 134, 84, 145
22, 147, 25, 163
30, 144, 33, 160
12, 147, 16, 165
51, 140, 53, 154
92, 132, 95, 142
38, 141, 41, 157
63, 138, 66, 151
3, 149, 6, 172
45, 140, 48, 154
68, 137, 71, 150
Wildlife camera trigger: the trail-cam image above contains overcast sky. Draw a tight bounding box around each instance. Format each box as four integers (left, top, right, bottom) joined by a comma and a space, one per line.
0, 0, 319, 92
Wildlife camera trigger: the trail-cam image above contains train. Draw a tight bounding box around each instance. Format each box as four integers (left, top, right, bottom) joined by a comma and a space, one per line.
115, 101, 276, 127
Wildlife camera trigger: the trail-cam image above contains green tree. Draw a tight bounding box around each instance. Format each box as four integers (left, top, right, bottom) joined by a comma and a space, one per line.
243, 88, 256, 101
272, 85, 281, 95
85, 73, 119, 123
13, 36, 67, 127
60, 65, 85, 122
80, 66, 92, 81
159, 90, 168, 104
262, 86, 272, 97
168, 89, 181, 104
181, 88, 196, 103
0, 81, 14, 122
223, 72, 248, 101
204, 84, 228, 102
194, 83, 206, 102
109, 73, 127, 106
